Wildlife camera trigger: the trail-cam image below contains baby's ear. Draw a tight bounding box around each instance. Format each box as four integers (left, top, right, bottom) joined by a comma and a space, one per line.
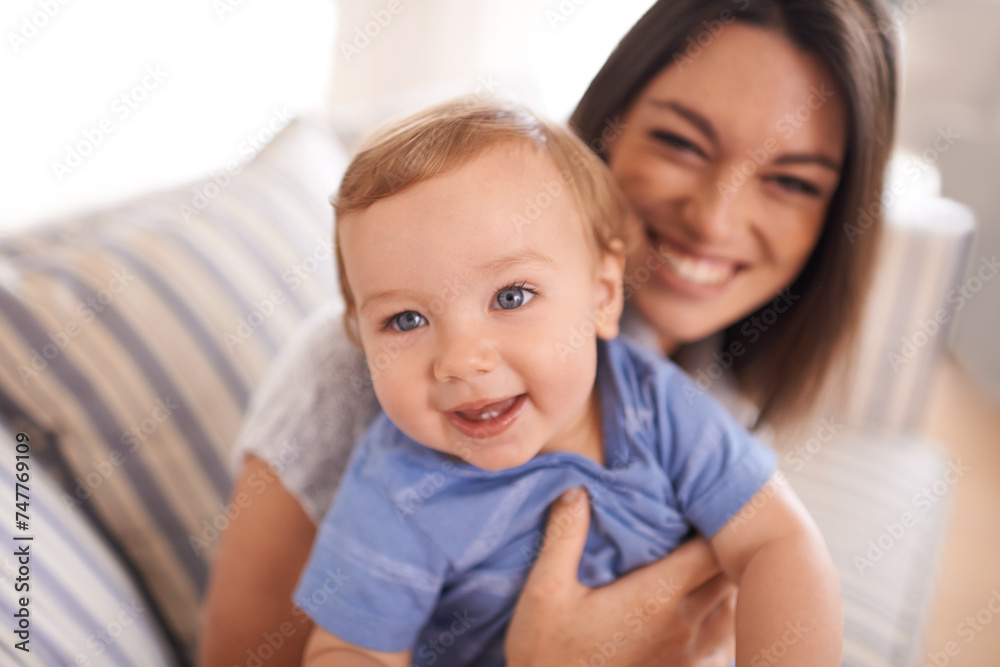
343, 306, 363, 348
594, 240, 627, 340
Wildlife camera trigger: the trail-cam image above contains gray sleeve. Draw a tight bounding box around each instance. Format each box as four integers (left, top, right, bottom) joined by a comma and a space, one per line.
231, 300, 381, 524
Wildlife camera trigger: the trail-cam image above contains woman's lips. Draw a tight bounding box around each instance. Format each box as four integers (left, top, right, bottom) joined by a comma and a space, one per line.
447, 394, 526, 440
646, 231, 743, 295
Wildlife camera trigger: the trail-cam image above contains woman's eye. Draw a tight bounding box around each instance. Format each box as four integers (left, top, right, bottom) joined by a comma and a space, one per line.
650, 130, 705, 157
494, 285, 535, 310
388, 311, 426, 332
771, 175, 821, 196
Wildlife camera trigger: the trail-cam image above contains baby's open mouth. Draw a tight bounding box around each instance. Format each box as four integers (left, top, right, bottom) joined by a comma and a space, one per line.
454, 396, 520, 422
447, 395, 526, 439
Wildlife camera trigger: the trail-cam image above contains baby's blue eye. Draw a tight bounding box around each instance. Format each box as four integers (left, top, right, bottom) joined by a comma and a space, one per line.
495, 286, 534, 310
389, 311, 426, 332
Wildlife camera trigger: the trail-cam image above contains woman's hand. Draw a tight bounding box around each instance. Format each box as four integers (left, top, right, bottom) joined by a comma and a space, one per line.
505, 488, 736, 667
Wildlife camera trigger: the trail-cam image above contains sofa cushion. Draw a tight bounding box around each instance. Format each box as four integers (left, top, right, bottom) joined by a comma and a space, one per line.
0, 116, 346, 661
782, 426, 952, 666
0, 419, 176, 666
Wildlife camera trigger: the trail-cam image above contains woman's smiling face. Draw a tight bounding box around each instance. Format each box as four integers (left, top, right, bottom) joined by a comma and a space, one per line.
607, 23, 848, 352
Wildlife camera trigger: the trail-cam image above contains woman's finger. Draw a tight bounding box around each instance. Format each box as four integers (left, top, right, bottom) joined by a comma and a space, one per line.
524, 487, 591, 590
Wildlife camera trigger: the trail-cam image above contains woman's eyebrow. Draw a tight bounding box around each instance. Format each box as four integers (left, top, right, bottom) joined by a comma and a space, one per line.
773, 153, 841, 172
647, 98, 841, 172
646, 99, 718, 146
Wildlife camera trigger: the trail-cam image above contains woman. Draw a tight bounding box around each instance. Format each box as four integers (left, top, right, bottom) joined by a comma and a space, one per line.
200, 0, 897, 664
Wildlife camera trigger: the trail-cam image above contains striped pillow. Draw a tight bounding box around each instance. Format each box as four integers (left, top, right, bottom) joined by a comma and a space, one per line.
0, 117, 347, 662
0, 419, 175, 666
782, 426, 952, 666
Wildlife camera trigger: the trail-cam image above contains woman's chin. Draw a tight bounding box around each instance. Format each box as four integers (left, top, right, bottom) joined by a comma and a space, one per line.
630, 287, 730, 352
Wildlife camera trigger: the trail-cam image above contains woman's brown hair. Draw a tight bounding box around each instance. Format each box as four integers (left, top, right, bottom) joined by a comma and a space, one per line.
571, 0, 898, 427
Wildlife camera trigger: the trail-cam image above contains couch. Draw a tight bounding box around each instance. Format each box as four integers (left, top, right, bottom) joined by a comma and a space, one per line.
0, 113, 972, 666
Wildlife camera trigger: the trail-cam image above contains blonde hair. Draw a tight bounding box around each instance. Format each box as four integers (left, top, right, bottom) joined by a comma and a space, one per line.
333, 98, 633, 342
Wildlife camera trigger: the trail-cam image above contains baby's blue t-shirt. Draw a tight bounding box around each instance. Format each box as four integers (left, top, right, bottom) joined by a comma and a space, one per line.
294, 336, 776, 665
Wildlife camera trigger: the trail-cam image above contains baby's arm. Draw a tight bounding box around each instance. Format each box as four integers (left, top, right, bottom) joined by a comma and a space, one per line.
303, 626, 411, 667
709, 473, 842, 665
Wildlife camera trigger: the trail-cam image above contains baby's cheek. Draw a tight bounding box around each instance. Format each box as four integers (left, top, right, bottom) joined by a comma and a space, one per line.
376, 387, 431, 442
539, 347, 598, 408
367, 366, 410, 418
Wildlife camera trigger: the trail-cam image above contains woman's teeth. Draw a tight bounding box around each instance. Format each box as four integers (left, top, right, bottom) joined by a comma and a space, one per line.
660, 247, 735, 286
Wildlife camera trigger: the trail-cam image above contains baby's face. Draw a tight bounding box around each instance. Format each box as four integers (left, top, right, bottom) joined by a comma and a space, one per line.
339, 142, 623, 470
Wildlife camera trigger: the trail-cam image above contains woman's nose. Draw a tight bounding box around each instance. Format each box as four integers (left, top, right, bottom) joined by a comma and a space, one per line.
432, 322, 499, 382
680, 178, 744, 244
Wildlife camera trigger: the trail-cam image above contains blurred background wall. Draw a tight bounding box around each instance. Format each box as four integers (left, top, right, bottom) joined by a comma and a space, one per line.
2, 0, 998, 397
894, 0, 1000, 399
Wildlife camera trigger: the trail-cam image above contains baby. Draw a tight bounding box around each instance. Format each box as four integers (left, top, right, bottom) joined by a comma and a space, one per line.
295, 99, 841, 666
